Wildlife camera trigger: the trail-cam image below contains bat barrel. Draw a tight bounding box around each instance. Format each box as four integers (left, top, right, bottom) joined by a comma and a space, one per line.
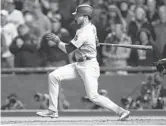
98, 43, 153, 50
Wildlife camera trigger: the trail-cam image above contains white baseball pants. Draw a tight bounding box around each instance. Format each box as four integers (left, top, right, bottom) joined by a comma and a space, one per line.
48, 58, 124, 114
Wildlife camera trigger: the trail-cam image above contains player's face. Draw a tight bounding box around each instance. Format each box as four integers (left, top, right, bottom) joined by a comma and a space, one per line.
74, 14, 84, 25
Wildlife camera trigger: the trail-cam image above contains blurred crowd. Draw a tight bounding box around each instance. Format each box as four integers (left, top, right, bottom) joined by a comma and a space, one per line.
2, 81, 166, 110
1, 88, 110, 110
1, 0, 166, 74
1, 88, 70, 110
121, 72, 166, 110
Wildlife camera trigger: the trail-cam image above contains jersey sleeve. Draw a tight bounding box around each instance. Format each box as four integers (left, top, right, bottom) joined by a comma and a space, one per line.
71, 31, 87, 48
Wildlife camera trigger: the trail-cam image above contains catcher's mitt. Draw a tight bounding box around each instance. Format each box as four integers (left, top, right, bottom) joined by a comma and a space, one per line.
154, 58, 166, 74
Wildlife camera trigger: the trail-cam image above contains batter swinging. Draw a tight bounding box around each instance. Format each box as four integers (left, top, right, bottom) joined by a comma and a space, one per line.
37, 4, 130, 120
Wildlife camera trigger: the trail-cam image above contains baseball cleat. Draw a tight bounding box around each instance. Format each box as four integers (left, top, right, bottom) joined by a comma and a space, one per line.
36, 110, 58, 118
118, 110, 130, 121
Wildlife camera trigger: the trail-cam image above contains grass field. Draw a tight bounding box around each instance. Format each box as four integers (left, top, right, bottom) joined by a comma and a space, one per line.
1, 116, 166, 126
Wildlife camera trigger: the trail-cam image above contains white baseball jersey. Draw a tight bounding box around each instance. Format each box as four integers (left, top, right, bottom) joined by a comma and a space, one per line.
71, 23, 98, 60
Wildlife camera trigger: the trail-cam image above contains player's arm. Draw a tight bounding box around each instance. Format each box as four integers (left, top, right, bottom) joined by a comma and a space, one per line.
58, 42, 77, 54
45, 32, 86, 54
45, 33, 77, 54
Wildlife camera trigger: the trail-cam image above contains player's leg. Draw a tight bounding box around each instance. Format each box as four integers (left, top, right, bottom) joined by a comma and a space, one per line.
77, 61, 130, 120
37, 63, 78, 118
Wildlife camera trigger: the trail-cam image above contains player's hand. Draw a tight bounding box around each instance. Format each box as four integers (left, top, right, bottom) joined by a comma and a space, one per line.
48, 40, 56, 47
45, 33, 61, 44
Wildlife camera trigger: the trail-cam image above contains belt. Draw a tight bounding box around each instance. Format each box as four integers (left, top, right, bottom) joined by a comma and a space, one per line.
76, 57, 92, 62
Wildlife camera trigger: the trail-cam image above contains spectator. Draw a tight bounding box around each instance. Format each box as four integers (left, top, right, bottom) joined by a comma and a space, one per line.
78, 0, 91, 5
146, 0, 159, 26
14, 0, 24, 11
106, 5, 127, 33
24, 11, 41, 41
82, 89, 109, 110
39, 0, 50, 15
139, 73, 164, 109
34, 89, 70, 110
154, 5, 166, 59
22, 0, 35, 12
151, 72, 165, 109
127, 0, 136, 22
128, 6, 155, 44
91, 5, 108, 66
32, 0, 52, 47
58, 88, 70, 110
5, 0, 25, 28
135, 0, 146, 9
131, 98, 143, 110
1, 0, 6, 9
34, 93, 49, 109
47, 0, 62, 21
141, 74, 154, 96
102, 24, 131, 75
118, 0, 134, 26
121, 72, 165, 110
155, 58, 166, 76
139, 74, 154, 109
1, 10, 18, 68
121, 96, 143, 110
39, 16, 70, 67
58, 0, 77, 29
127, 6, 156, 66
1, 93, 25, 110
10, 24, 40, 67
137, 28, 158, 66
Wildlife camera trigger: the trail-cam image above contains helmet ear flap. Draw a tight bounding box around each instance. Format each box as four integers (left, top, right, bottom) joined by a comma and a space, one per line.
83, 15, 91, 20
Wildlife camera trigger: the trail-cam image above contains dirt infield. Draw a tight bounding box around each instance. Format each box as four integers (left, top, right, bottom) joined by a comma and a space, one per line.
1, 116, 166, 125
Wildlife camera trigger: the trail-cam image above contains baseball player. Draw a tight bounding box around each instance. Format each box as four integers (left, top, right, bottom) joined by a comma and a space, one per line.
37, 4, 130, 120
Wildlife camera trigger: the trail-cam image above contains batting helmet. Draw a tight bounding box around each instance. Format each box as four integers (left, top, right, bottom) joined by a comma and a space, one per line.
72, 4, 93, 18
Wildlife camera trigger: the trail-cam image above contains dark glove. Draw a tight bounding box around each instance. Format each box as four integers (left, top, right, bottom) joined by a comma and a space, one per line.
45, 33, 61, 45
154, 59, 166, 73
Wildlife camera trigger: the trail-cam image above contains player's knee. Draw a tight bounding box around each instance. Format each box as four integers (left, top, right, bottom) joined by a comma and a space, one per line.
48, 72, 54, 80
48, 71, 60, 82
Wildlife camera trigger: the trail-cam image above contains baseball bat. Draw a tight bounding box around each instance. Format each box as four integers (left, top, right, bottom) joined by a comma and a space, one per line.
98, 43, 153, 50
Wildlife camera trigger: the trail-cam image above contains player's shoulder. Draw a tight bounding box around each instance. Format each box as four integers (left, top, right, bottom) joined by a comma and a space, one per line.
89, 23, 96, 30
84, 23, 96, 34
